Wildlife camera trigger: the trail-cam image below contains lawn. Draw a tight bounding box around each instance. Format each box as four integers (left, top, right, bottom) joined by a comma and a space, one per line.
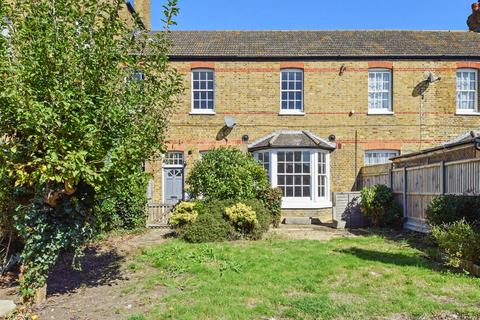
127, 234, 480, 320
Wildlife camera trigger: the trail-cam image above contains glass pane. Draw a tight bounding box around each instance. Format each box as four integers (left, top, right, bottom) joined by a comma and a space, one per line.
286, 152, 293, 161
207, 71, 214, 80
278, 152, 285, 161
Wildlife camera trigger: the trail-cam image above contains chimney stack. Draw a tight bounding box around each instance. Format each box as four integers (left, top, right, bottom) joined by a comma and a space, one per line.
134, 0, 151, 31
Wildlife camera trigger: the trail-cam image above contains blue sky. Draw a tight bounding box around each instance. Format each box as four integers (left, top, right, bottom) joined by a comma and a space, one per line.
151, 0, 475, 31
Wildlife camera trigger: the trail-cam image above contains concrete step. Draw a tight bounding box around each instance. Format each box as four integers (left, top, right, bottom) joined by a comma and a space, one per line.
0, 300, 16, 317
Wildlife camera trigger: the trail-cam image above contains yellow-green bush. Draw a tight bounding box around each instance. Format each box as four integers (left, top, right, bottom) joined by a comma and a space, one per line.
224, 203, 258, 232
170, 202, 200, 229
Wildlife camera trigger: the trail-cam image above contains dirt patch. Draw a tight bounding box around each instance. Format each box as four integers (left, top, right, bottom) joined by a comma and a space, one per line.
0, 229, 172, 320
267, 224, 355, 241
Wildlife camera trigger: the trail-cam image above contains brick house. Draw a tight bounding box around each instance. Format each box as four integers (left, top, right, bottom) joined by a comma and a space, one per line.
145, 30, 480, 222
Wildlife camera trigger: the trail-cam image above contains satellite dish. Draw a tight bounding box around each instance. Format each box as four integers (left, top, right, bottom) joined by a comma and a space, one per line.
224, 116, 236, 129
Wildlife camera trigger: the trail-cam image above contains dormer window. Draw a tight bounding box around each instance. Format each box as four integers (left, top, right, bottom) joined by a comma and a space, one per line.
456, 69, 478, 114
191, 69, 215, 114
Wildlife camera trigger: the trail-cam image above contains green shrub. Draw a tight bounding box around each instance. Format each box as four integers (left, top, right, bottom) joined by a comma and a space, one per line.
241, 199, 270, 240
180, 199, 270, 243
224, 203, 258, 233
95, 171, 149, 231
426, 195, 480, 229
431, 220, 480, 267
258, 187, 283, 227
186, 147, 269, 202
181, 202, 236, 243
170, 202, 201, 229
360, 184, 403, 228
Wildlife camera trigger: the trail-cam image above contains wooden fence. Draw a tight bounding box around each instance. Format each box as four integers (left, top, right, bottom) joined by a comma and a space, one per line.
146, 203, 174, 228
358, 158, 480, 232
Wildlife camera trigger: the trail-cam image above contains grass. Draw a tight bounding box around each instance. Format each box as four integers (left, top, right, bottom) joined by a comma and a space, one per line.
128, 235, 480, 320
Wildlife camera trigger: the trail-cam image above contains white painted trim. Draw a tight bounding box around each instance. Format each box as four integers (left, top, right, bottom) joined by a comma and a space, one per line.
279, 68, 304, 114
368, 68, 393, 114
189, 110, 216, 115
455, 111, 480, 116
191, 68, 215, 113
456, 68, 478, 113
367, 110, 395, 115
266, 149, 332, 209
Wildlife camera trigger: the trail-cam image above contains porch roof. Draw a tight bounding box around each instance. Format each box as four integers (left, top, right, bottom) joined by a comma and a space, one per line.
248, 131, 336, 152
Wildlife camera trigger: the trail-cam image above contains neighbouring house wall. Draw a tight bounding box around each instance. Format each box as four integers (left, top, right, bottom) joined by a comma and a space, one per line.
147, 60, 480, 217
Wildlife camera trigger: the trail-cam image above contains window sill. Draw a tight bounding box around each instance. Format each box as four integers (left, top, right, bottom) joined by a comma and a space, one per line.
281, 200, 332, 209
279, 111, 305, 116
189, 110, 216, 115
455, 111, 480, 116
367, 111, 395, 116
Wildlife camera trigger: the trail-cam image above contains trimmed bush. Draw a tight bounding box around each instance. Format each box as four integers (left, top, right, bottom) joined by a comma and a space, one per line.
186, 147, 269, 202
224, 203, 258, 233
240, 199, 270, 240
179, 199, 270, 243
431, 220, 480, 267
170, 202, 201, 229
360, 184, 403, 228
258, 187, 283, 227
181, 208, 235, 243
426, 195, 480, 229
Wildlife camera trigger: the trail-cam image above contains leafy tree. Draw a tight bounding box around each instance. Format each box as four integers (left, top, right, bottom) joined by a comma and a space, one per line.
186, 147, 270, 202
0, 0, 183, 300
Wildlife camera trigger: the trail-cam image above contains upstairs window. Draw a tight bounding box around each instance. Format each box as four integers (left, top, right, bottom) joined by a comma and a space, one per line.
364, 150, 399, 166
192, 69, 214, 113
368, 69, 392, 113
280, 69, 303, 114
456, 69, 478, 113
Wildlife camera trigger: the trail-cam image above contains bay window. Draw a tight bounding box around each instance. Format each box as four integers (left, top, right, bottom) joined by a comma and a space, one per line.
252, 149, 331, 208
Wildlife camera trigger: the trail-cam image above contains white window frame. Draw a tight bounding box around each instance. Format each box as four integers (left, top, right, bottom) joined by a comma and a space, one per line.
253, 151, 271, 178
255, 149, 331, 209
368, 68, 393, 115
456, 68, 479, 115
364, 150, 400, 166
190, 69, 215, 115
279, 69, 305, 115
163, 151, 185, 168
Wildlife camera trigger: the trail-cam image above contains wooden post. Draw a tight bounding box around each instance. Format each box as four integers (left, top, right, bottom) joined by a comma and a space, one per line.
402, 167, 408, 218
440, 160, 446, 195
388, 164, 393, 188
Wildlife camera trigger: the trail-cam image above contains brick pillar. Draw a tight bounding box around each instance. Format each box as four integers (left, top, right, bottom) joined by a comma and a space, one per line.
135, 0, 151, 31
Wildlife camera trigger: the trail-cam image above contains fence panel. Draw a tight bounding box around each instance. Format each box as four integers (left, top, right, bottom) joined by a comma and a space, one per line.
359, 157, 480, 232
445, 159, 480, 195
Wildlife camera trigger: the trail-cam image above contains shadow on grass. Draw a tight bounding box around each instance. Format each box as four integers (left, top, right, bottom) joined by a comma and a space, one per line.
336, 247, 437, 269
47, 247, 126, 296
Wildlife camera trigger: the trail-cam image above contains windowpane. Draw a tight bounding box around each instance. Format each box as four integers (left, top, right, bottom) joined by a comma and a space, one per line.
364, 150, 399, 166
192, 69, 214, 111
164, 152, 184, 166
276, 151, 311, 198
281, 69, 303, 111
254, 152, 270, 178
368, 69, 392, 112
456, 69, 477, 112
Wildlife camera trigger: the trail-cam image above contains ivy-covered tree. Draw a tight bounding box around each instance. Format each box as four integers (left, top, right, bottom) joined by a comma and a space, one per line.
0, 0, 183, 301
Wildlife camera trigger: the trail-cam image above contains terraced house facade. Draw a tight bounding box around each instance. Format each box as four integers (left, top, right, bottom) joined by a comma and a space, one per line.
146, 30, 480, 221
